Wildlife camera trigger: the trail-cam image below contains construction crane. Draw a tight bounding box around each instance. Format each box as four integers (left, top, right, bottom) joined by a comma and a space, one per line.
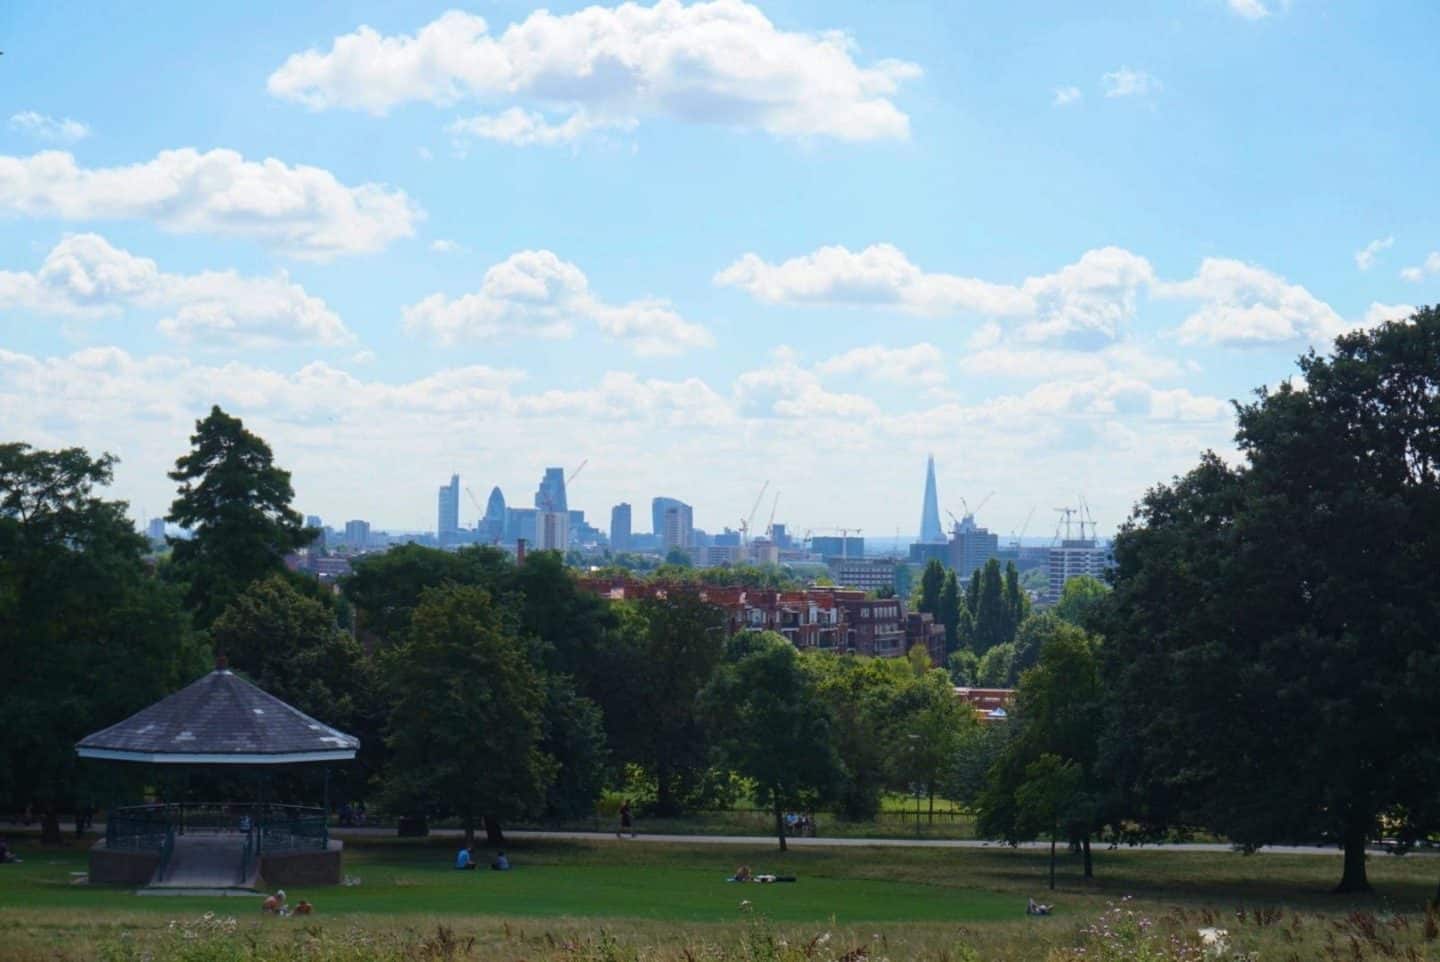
803, 526, 863, 560
974, 490, 995, 516
466, 487, 502, 545
738, 480, 769, 546
765, 490, 781, 539
1009, 506, 1036, 549
567, 459, 588, 486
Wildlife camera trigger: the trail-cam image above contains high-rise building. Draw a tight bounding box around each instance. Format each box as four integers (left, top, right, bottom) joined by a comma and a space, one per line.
832, 558, 898, 593
537, 510, 569, 551
535, 467, 567, 513
947, 514, 1000, 579
610, 503, 632, 552
652, 497, 692, 546
146, 517, 166, 545
918, 455, 944, 543
1044, 540, 1109, 605
304, 514, 323, 531
477, 486, 507, 543
811, 536, 864, 559
437, 473, 460, 546
770, 523, 791, 549
344, 519, 371, 549
660, 503, 693, 553
485, 486, 506, 523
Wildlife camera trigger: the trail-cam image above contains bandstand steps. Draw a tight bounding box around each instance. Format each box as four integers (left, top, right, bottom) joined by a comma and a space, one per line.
148, 835, 255, 891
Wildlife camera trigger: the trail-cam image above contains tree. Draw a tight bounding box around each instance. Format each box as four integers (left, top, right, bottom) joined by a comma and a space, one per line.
701, 632, 842, 850
1100, 309, 1440, 893
938, 569, 963, 654
918, 560, 945, 614
1003, 562, 1029, 634
381, 584, 553, 846
1053, 575, 1108, 630
946, 649, 979, 686
0, 444, 204, 842
890, 668, 977, 821
166, 407, 314, 626
1012, 613, 1065, 679
344, 544, 512, 646
970, 560, 1011, 654
805, 653, 913, 820
976, 642, 1014, 687
1014, 755, 1083, 891
210, 576, 381, 789
629, 591, 726, 814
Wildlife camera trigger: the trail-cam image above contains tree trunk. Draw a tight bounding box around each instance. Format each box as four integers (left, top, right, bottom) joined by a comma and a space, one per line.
1049, 825, 1057, 891
774, 798, 787, 852
1082, 834, 1093, 880
41, 804, 62, 846
1336, 818, 1371, 893
463, 815, 475, 847
655, 761, 676, 816
928, 784, 935, 824
484, 815, 505, 847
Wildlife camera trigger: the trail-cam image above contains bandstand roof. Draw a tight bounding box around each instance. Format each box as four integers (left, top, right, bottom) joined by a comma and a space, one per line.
75, 665, 359, 765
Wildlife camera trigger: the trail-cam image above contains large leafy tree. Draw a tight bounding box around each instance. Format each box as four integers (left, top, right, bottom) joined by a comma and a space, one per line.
0, 444, 204, 841
804, 653, 913, 820
701, 632, 843, 850
344, 544, 512, 647
917, 560, 945, 614
888, 668, 977, 820
1053, 575, 1109, 630
167, 406, 314, 626
970, 559, 1011, 654
1100, 309, 1440, 892
381, 584, 554, 845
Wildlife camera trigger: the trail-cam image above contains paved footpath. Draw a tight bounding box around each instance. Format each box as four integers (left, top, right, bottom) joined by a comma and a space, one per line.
37, 822, 1429, 857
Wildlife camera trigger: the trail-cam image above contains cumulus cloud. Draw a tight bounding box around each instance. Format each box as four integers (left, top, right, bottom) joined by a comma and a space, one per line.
1363, 302, 1415, 327
1400, 251, 1440, 283
1160, 258, 1343, 346
404, 249, 713, 356
0, 148, 420, 260
716, 244, 1154, 349
1101, 67, 1160, 99
1052, 86, 1082, 107
1228, 0, 1271, 19
815, 343, 947, 387
447, 108, 630, 147
267, 2, 920, 143
1354, 236, 1393, 271
430, 239, 465, 254
0, 234, 352, 348
9, 111, 90, 144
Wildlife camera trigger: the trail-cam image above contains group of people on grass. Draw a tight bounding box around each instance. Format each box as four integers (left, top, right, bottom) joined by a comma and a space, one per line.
455, 845, 510, 871
783, 812, 816, 837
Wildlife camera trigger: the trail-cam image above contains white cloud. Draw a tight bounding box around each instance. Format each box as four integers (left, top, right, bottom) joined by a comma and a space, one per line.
0, 233, 352, 348
1228, 0, 1271, 19
1161, 257, 1343, 346
430, 239, 465, 254
1354, 236, 1393, 271
447, 108, 630, 147
9, 111, 90, 144
1101, 67, 1160, 99
404, 249, 713, 355
716, 243, 1154, 349
1052, 86, 1082, 107
1400, 251, 1440, 282
267, 3, 920, 143
1363, 302, 1415, 327
816, 343, 947, 387
957, 342, 1185, 382
0, 148, 420, 260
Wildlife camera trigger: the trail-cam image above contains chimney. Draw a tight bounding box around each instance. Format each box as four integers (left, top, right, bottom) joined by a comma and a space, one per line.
516, 538, 527, 564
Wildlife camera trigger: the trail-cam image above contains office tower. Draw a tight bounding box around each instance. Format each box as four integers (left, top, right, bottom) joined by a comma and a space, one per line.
485, 486, 506, 523
660, 503, 693, 552
537, 510, 569, 551
437, 473, 460, 546
146, 517, 166, 544
505, 507, 537, 545
770, 523, 790, 548
1045, 540, 1109, 605
344, 519, 371, 549
535, 467, 567, 512
918, 454, 944, 543
651, 497, 691, 541
304, 514, 323, 531
610, 502, 632, 552
948, 514, 1000, 579
811, 536, 864, 559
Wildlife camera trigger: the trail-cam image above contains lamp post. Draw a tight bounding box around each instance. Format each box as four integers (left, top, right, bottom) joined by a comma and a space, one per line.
907, 733, 922, 837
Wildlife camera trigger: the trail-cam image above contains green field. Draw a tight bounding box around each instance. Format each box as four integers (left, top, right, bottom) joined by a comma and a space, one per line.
2, 834, 1438, 962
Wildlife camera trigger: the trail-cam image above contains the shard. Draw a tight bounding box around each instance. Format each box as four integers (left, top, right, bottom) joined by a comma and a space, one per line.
918, 454, 944, 542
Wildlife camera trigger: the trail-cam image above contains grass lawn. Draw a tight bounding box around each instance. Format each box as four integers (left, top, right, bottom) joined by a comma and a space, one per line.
2, 835, 1437, 962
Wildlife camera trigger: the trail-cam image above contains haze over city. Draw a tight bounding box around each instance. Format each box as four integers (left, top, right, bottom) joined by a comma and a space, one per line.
2, 1, 1435, 537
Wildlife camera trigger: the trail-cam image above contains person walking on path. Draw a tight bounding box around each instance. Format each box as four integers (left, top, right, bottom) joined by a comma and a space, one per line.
617, 801, 635, 839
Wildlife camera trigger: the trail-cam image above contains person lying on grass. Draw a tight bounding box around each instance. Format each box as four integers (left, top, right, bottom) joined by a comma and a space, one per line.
728, 866, 795, 883
1026, 897, 1052, 916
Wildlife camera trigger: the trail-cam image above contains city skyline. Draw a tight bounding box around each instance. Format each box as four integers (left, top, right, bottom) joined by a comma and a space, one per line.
4, 1, 1437, 537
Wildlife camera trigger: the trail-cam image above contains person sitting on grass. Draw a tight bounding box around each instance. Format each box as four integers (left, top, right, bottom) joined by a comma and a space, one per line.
455, 845, 477, 870
0, 836, 17, 863
293, 901, 313, 916
1026, 897, 1052, 916
262, 890, 286, 914
732, 865, 752, 882
491, 851, 510, 871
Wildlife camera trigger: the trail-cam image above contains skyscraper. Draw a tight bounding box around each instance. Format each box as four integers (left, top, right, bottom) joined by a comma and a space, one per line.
537, 510, 569, 551
610, 502, 632, 552
651, 496, 690, 539
661, 505, 692, 553
918, 455, 944, 543
484, 486, 506, 523
535, 467, 567, 512
437, 473, 460, 545
478, 485, 506, 543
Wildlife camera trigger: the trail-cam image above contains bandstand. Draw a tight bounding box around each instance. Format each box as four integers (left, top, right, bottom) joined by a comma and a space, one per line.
75, 658, 359, 890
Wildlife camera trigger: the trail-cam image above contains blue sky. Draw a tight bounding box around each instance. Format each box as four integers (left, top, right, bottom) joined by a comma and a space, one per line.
1, 0, 1435, 539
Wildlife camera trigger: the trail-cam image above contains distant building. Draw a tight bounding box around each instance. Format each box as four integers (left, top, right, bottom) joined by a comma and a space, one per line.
831, 557, 898, 593
651, 497, 691, 541
705, 544, 743, 566
908, 542, 949, 566
770, 523, 791, 549
478, 486, 506, 544
918, 454, 945, 544
535, 467, 567, 513
610, 503, 632, 552
437, 473, 460, 546
947, 514, 1000, 579
1044, 539, 1109, 604
343, 519, 371, 549
505, 507, 538, 546
661, 503, 693, 552
304, 514, 323, 531
537, 510, 569, 552
146, 517, 166, 545
713, 529, 741, 547
749, 537, 779, 566
811, 535, 864, 560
